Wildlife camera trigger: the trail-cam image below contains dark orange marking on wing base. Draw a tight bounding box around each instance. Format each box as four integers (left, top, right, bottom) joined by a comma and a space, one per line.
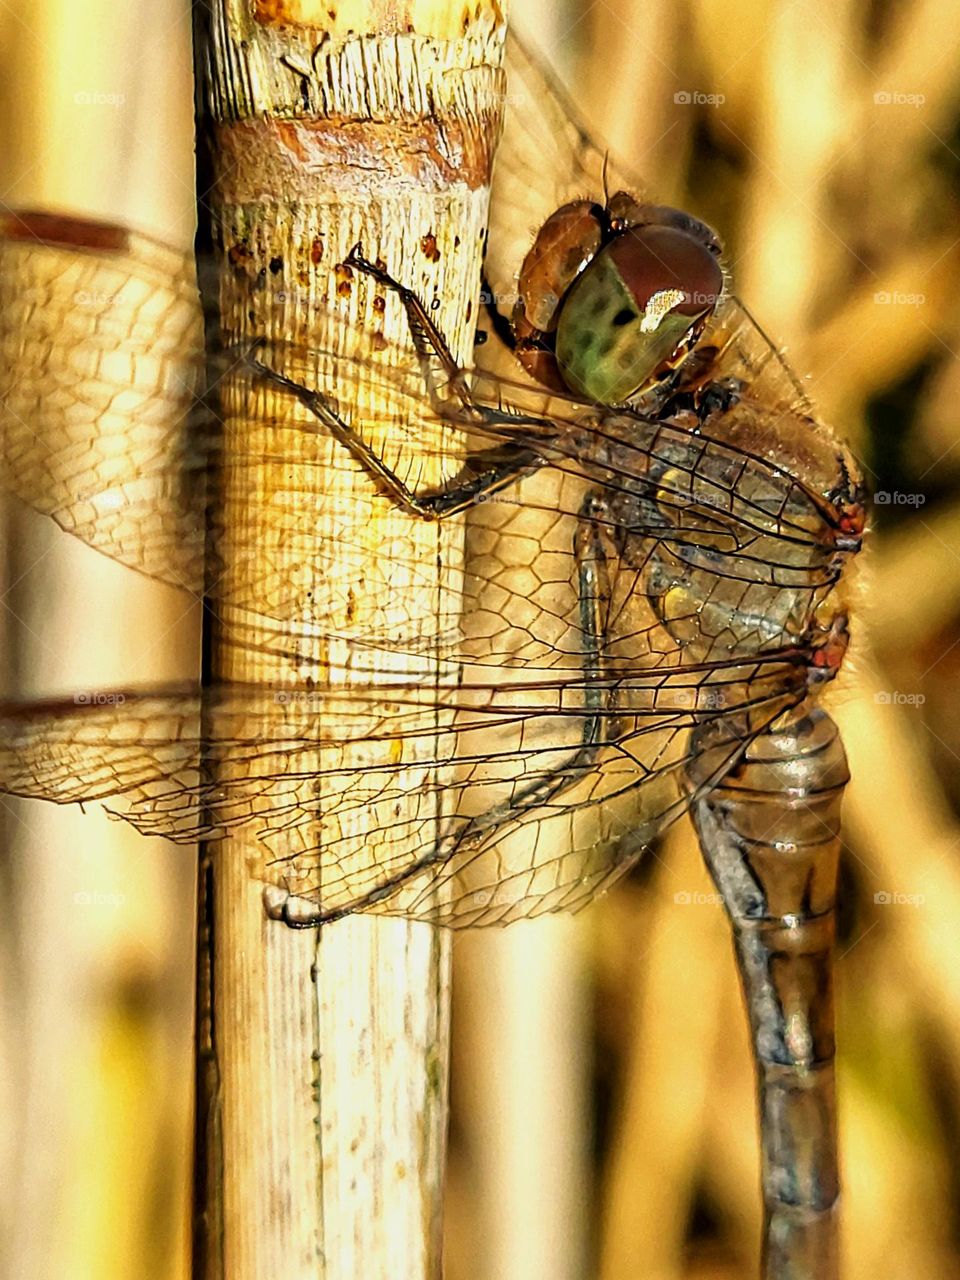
0, 210, 129, 253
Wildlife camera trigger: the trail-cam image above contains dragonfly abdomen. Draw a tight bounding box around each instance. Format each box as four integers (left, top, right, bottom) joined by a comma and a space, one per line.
687, 703, 847, 1276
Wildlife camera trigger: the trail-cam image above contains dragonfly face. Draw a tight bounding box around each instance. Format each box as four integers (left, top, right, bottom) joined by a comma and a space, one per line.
511, 192, 724, 404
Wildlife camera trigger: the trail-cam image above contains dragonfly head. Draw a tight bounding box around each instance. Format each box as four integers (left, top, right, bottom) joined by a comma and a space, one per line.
512, 195, 724, 406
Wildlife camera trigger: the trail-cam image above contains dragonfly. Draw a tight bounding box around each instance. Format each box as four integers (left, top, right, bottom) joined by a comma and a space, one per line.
0, 29, 863, 1280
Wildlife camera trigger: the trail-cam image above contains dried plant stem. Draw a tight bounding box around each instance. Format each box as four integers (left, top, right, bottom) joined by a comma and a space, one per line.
192, 4, 506, 1277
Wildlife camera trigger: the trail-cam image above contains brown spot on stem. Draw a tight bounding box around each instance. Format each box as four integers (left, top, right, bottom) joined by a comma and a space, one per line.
310, 236, 324, 264
420, 232, 440, 263
335, 261, 353, 297
228, 241, 253, 267
253, 0, 302, 24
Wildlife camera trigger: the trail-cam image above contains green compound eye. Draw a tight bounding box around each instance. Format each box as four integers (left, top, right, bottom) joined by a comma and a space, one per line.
555, 225, 723, 404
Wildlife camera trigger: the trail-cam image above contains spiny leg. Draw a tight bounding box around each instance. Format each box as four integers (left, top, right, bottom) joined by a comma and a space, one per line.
247, 346, 550, 519
247, 247, 563, 519
265, 491, 619, 928
345, 245, 561, 437
344, 243, 478, 418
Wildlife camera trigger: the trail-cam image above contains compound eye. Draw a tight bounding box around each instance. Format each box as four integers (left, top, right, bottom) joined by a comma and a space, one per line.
610, 225, 723, 324
514, 200, 604, 333
555, 225, 724, 404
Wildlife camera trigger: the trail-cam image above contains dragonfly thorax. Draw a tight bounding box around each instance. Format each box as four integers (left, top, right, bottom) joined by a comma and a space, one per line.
598, 391, 864, 668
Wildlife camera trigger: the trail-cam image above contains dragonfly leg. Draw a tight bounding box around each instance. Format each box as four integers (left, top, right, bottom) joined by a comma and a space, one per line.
343, 246, 572, 438
264, 490, 618, 927
247, 349, 557, 518
433, 489, 615, 842
344, 243, 479, 418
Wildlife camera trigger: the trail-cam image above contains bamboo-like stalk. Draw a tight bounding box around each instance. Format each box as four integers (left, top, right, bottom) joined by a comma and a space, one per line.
191, 5, 506, 1276
453, 920, 591, 1280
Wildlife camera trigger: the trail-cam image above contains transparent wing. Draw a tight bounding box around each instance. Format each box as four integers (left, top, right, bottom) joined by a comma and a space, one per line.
0, 213, 209, 596
0, 220, 841, 649
0, 661, 806, 926
698, 294, 813, 414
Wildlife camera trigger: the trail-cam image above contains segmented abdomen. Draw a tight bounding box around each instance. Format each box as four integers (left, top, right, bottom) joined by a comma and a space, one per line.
687, 702, 848, 1278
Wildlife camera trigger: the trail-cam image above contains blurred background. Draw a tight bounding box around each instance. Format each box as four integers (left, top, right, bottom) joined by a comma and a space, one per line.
2, 1, 960, 1278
